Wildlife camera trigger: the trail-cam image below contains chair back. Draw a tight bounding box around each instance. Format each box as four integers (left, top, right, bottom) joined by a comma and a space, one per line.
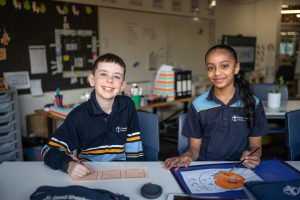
285, 109, 300, 160
251, 83, 288, 101
137, 111, 160, 161
178, 113, 189, 154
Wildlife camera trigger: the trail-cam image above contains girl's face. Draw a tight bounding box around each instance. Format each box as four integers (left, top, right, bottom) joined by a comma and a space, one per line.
88, 62, 127, 102
205, 49, 240, 90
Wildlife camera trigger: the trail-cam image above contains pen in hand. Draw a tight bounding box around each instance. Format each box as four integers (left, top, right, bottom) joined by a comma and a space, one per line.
230, 147, 260, 171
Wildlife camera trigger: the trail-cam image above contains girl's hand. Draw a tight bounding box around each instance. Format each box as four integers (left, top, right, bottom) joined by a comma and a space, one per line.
163, 153, 192, 170
240, 150, 261, 169
67, 161, 93, 179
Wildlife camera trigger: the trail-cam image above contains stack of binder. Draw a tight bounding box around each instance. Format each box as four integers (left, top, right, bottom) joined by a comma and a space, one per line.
174, 70, 192, 99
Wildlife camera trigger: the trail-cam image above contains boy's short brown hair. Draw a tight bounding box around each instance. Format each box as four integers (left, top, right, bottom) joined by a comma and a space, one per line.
92, 53, 126, 77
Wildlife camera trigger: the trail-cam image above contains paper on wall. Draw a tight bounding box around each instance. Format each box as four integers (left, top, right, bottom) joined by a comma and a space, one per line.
30, 79, 43, 96
29, 45, 48, 74
3, 71, 30, 89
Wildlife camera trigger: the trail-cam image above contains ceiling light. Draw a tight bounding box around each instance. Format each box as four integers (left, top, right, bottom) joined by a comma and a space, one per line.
281, 10, 300, 14
281, 5, 288, 8
297, 14, 300, 18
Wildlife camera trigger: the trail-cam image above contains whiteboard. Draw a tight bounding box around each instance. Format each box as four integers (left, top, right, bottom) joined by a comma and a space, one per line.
99, 7, 211, 83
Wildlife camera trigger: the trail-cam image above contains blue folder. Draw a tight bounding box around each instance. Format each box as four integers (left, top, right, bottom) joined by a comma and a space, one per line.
170, 158, 300, 199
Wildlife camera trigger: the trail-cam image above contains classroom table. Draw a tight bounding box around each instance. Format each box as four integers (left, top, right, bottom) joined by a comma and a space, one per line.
0, 161, 300, 200
263, 100, 300, 119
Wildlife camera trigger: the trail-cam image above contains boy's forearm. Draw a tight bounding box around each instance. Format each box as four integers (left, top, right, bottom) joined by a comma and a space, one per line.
43, 148, 73, 172
185, 148, 199, 160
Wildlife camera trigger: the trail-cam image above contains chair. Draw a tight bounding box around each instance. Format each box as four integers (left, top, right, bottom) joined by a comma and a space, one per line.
137, 111, 160, 161
285, 109, 300, 160
177, 113, 189, 154
251, 83, 288, 135
251, 83, 288, 101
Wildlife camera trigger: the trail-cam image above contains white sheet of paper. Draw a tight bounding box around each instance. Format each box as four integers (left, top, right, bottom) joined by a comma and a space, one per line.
181, 168, 262, 194
3, 71, 30, 89
29, 45, 48, 74
30, 79, 43, 96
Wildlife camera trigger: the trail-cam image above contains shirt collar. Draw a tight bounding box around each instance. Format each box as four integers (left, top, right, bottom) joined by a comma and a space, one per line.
87, 90, 126, 116
207, 86, 241, 106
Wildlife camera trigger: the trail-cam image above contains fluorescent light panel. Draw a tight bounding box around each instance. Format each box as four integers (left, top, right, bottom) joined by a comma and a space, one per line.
281, 9, 300, 14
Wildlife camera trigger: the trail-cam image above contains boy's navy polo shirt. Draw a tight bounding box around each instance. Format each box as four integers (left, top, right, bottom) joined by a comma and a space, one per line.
183, 87, 269, 161
42, 90, 143, 171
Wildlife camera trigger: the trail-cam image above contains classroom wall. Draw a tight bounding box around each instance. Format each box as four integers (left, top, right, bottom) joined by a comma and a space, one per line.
16, 0, 285, 137
216, 0, 281, 83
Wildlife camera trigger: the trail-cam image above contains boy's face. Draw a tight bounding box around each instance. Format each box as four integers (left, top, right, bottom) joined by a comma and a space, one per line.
88, 62, 126, 101
205, 49, 240, 90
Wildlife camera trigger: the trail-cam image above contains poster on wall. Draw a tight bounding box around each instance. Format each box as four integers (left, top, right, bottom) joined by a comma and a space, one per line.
0, 1, 99, 94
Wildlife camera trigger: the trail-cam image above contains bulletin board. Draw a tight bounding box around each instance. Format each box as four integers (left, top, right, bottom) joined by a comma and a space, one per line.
99, 7, 211, 83
0, 0, 98, 94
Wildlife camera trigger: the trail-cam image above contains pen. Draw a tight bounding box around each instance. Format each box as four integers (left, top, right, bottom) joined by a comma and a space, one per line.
230, 147, 260, 171
71, 153, 85, 166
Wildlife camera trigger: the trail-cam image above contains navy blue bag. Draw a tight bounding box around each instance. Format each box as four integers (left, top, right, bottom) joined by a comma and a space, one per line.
245, 179, 300, 200
30, 185, 129, 200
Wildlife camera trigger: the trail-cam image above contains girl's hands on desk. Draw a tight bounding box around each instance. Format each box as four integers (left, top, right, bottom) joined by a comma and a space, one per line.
240, 150, 261, 169
67, 161, 93, 179
163, 152, 193, 170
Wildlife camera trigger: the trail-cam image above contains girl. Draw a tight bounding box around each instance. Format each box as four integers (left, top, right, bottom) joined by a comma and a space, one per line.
164, 44, 269, 170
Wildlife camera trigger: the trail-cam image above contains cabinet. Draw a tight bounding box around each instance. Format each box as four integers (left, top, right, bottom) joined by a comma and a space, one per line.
0, 88, 23, 162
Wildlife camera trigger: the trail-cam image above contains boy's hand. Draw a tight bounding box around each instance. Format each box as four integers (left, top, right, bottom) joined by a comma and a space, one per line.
163, 153, 192, 170
240, 150, 260, 169
67, 161, 93, 179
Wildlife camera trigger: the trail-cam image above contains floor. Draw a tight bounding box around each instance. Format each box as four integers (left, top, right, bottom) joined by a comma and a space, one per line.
158, 123, 288, 161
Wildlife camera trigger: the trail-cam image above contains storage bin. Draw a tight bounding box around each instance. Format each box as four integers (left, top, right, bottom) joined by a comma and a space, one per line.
0, 102, 13, 113
0, 92, 11, 102
0, 140, 16, 154
0, 112, 14, 123
0, 122, 14, 134
0, 150, 17, 162
0, 131, 16, 144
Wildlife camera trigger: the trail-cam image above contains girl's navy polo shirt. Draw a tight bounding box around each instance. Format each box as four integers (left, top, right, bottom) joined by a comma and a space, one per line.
183, 88, 269, 161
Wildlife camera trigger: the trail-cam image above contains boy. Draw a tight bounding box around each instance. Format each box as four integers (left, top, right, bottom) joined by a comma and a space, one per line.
42, 53, 144, 179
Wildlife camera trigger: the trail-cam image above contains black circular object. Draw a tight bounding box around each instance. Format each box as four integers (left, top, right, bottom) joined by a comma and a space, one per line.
140, 183, 162, 199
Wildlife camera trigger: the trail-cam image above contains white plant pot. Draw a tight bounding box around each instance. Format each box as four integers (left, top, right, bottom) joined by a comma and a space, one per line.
267, 93, 281, 108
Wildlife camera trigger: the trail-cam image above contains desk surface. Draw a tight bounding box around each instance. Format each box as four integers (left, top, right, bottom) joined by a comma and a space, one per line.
0, 161, 300, 200
264, 100, 300, 119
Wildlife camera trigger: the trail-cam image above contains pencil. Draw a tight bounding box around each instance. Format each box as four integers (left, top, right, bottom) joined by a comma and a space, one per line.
230, 147, 261, 171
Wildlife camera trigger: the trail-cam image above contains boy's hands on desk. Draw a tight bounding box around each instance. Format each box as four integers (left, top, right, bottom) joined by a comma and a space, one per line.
163, 152, 193, 170
67, 161, 93, 179
240, 150, 261, 169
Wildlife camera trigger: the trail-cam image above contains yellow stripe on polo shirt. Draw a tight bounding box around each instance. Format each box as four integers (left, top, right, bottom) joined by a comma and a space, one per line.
126, 135, 141, 142
81, 148, 125, 155
48, 141, 69, 153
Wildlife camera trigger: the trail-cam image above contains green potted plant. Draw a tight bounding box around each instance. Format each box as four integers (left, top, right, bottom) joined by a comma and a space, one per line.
267, 76, 285, 108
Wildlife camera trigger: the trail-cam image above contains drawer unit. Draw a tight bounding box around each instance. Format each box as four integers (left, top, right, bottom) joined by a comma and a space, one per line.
0, 89, 23, 161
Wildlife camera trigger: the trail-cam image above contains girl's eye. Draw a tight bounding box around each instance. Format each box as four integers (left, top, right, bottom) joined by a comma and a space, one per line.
114, 75, 121, 80
221, 64, 229, 69
207, 66, 214, 71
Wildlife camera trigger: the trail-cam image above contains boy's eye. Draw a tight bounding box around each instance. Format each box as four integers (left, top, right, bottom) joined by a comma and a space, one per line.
99, 73, 107, 77
114, 75, 121, 80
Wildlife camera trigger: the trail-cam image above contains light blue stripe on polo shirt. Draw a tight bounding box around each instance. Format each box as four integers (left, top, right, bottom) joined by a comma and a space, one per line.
80, 153, 126, 161
230, 96, 259, 108
192, 91, 221, 112
125, 140, 143, 153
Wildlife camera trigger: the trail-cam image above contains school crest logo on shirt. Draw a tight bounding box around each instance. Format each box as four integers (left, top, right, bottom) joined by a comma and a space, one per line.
283, 185, 300, 196
115, 126, 127, 133
232, 115, 247, 122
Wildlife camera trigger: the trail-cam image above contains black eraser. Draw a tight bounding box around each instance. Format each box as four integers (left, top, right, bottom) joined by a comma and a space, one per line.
140, 183, 162, 199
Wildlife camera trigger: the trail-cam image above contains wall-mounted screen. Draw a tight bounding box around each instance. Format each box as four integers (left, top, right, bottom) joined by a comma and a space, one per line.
222, 35, 256, 72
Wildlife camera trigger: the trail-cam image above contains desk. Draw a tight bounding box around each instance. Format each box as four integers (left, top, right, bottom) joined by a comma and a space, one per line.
0, 161, 300, 200
35, 97, 194, 136
263, 100, 300, 119
138, 96, 194, 113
